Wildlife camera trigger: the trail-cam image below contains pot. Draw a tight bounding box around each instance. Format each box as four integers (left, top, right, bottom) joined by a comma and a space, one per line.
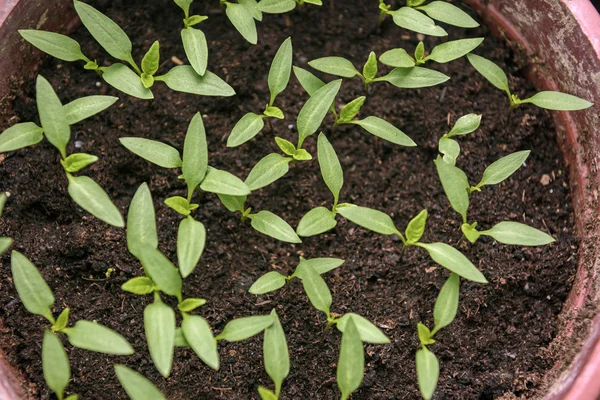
0, 0, 598, 398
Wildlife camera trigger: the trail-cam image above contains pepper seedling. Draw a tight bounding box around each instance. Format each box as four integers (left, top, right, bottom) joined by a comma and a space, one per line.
0, 75, 123, 227
19, 0, 234, 99
308, 51, 449, 91
437, 113, 482, 166
380, 38, 484, 69
10, 250, 134, 400
0, 192, 12, 256
227, 37, 293, 147
174, 0, 209, 76
378, 0, 479, 36
257, 0, 322, 14
467, 53, 594, 110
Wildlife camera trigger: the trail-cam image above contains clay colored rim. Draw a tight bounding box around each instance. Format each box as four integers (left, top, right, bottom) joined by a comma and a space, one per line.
1, 1, 600, 399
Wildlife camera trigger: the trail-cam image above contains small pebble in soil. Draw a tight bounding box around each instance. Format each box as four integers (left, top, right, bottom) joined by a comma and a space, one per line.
540, 174, 551, 185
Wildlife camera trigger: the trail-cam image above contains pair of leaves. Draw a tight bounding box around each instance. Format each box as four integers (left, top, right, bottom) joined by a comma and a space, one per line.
379, 38, 483, 68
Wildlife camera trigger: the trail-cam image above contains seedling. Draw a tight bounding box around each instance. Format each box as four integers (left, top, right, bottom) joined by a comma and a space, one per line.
10, 250, 134, 400
19, 0, 234, 99
378, 0, 479, 36
0, 192, 12, 256
308, 51, 449, 90
221, 0, 263, 44
257, 0, 322, 15
174, 0, 210, 76
227, 37, 293, 147
115, 365, 166, 400
467, 53, 594, 110
437, 113, 482, 166
380, 38, 484, 68
0, 75, 123, 227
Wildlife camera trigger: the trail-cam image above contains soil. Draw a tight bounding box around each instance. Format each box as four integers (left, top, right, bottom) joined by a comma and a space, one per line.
0, 0, 579, 399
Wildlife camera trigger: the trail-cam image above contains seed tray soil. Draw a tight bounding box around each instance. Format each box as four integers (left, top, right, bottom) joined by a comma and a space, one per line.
0, 0, 578, 399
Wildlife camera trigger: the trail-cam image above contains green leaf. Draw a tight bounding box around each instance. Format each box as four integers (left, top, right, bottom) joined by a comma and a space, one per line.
182, 314, 220, 369
439, 137, 459, 166
293, 149, 312, 161
140, 73, 154, 89
308, 57, 358, 78
427, 38, 484, 64
414, 41, 425, 61
296, 207, 337, 237
264, 309, 289, 394
447, 113, 481, 137
416, 347, 439, 400
476, 150, 530, 188
317, 133, 343, 203
120, 137, 182, 169
467, 54, 509, 94
250, 210, 302, 243
379, 48, 416, 68
275, 137, 296, 156
239, 0, 263, 21
296, 263, 331, 316
416, 242, 487, 283
362, 51, 378, 81
127, 183, 158, 258
226, 3, 258, 44
303, 0, 322, 4
293, 66, 326, 96
115, 365, 166, 400
42, 330, 70, 400
53, 307, 70, 331
67, 175, 124, 227
377, 66, 449, 89
417, 1, 479, 28
64, 320, 134, 355
36, 75, 70, 157
480, 221, 555, 246
200, 167, 251, 196
336, 313, 390, 344
216, 314, 274, 342
142, 41, 160, 76
102, 63, 154, 100
338, 96, 366, 123
297, 79, 342, 147
0, 238, 13, 256
138, 247, 183, 300
0, 192, 6, 217
257, 0, 296, 13
178, 298, 207, 312
461, 222, 480, 244
337, 317, 364, 400
60, 153, 98, 173
227, 113, 265, 147
434, 156, 469, 221
297, 257, 344, 276
0, 122, 44, 152
185, 15, 208, 27
390, 7, 447, 37
144, 297, 176, 377
19, 30, 88, 62
433, 273, 460, 333
174, 0, 193, 17
217, 194, 246, 213
353, 116, 416, 146
174, 327, 189, 347
177, 217, 206, 278
63, 95, 118, 125
64, 394, 79, 400
406, 209, 427, 244
155, 66, 235, 96
11, 251, 54, 321
121, 276, 155, 295
245, 153, 291, 190
268, 37, 293, 104
183, 113, 208, 195
520, 91, 593, 111
337, 205, 398, 235
182, 27, 208, 76
74, 0, 134, 62
249, 271, 287, 294
258, 386, 278, 400
417, 322, 435, 345
264, 106, 284, 119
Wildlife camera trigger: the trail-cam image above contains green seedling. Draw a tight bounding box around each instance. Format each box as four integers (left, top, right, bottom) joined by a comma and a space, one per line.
0, 75, 123, 227
227, 37, 293, 147
437, 113, 482, 166
308, 51, 449, 90
0, 192, 12, 256
467, 53, 594, 110
19, 1, 234, 99
10, 250, 134, 400
380, 38, 484, 68
257, 0, 322, 14
174, 0, 210, 76
221, 0, 263, 44
115, 364, 166, 400
378, 0, 479, 36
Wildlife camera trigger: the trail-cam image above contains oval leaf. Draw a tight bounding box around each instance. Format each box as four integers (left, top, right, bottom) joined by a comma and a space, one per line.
433, 273, 460, 333
379, 48, 416, 68
138, 247, 183, 300
226, 3, 258, 44
249, 271, 287, 295
42, 330, 70, 400
417, 242, 487, 283
0, 122, 44, 153
297, 80, 342, 146
467, 53, 509, 93
296, 257, 344, 276
263, 309, 289, 394
336, 313, 390, 344
67, 175, 124, 227
102, 63, 153, 100
64, 320, 134, 355
10, 251, 54, 320
447, 113, 481, 137
416, 347, 439, 400
177, 217, 206, 278
156, 66, 235, 96
257, 0, 296, 13
122, 276, 155, 295
477, 150, 530, 188
480, 221, 555, 246
417, 1, 479, 28
216, 314, 274, 342
182, 314, 220, 370
268, 37, 293, 103
183, 113, 208, 194
390, 7, 447, 36
293, 66, 326, 96
308, 57, 358, 78
120, 137, 182, 169
115, 365, 166, 400
337, 317, 364, 400
127, 183, 158, 258
200, 167, 251, 196
144, 298, 176, 377
250, 210, 301, 243
64, 95, 118, 125
434, 156, 469, 220
36, 75, 70, 156
227, 112, 265, 147
317, 133, 344, 203
296, 206, 337, 237
296, 263, 331, 316
405, 209, 428, 244
521, 91, 593, 111
378, 66, 449, 89
19, 29, 87, 62
337, 205, 398, 235
353, 116, 416, 146
427, 38, 484, 64
245, 153, 291, 191
182, 27, 208, 76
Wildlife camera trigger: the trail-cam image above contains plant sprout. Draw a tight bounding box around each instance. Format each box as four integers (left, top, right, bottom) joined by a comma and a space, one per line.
380, 38, 484, 68
258, 0, 322, 14
0, 192, 12, 256
227, 37, 293, 147
437, 113, 482, 166
174, 0, 209, 76
378, 0, 479, 36
221, 0, 262, 44
0, 75, 123, 227
10, 250, 134, 400
467, 53, 594, 110
19, 0, 234, 99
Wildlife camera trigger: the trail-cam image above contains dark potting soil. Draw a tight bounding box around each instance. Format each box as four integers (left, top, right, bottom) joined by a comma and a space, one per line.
0, 0, 579, 399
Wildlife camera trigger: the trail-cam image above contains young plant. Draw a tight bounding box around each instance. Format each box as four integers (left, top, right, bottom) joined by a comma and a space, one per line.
0, 192, 12, 256
221, 0, 263, 44
467, 53, 594, 110
437, 113, 482, 166
257, 0, 322, 14
115, 364, 166, 400
380, 38, 484, 69
0, 75, 123, 227
227, 37, 293, 147
10, 250, 134, 400
308, 51, 449, 91
174, 0, 209, 76
19, 0, 234, 99
378, 0, 479, 36
415, 273, 460, 400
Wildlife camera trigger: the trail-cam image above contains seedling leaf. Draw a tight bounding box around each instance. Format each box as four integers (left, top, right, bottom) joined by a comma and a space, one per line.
11, 251, 54, 321
115, 365, 166, 400
182, 27, 208, 76
182, 314, 220, 369
250, 210, 302, 243
336, 313, 390, 344
417, 242, 487, 283
42, 330, 70, 400
480, 221, 555, 246
177, 217, 206, 278
337, 206, 399, 235
416, 347, 439, 400
296, 207, 337, 237
67, 175, 124, 227
120, 137, 182, 169
217, 314, 274, 342
245, 153, 291, 190
0, 122, 44, 153
249, 271, 287, 294
64, 320, 134, 355
337, 317, 364, 400
227, 113, 265, 147
144, 297, 176, 377
416, 1, 479, 28
520, 91, 593, 111
268, 37, 293, 104
353, 116, 416, 146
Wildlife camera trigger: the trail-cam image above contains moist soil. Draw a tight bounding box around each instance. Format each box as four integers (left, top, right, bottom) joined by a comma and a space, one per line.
0, 0, 578, 399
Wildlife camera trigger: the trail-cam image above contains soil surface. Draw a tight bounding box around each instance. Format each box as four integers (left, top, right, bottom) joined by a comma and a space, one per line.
0, 0, 578, 399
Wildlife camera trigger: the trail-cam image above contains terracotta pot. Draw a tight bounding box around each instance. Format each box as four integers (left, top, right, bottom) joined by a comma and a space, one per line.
0, 0, 599, 399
